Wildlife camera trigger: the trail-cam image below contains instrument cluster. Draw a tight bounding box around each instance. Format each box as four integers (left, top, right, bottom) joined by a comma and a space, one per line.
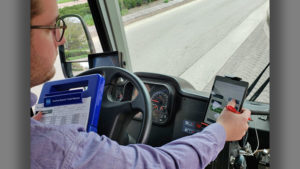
108, 77, 174, 125
134, 82, 173, 125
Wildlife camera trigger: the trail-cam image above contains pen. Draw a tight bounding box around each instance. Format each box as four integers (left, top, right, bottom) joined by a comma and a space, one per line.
226, 105, 252, 121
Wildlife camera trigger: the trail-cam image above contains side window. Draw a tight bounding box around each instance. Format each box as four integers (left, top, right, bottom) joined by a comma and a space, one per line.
31, 1, 102, 99
58, 1, 103, 77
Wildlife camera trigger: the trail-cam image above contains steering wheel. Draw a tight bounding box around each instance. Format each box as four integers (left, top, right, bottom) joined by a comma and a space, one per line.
77, 66, 152, 144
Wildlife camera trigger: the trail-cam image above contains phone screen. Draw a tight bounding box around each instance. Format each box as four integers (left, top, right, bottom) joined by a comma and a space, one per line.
204, 76, 248, 124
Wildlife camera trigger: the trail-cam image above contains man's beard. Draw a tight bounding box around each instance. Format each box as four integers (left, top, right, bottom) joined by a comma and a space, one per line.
30, 67, 56, 88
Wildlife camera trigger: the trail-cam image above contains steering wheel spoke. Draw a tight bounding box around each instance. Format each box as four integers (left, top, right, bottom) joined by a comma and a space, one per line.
77, 66, 152, 144
131, 94, 146, 113
101, 100, 132, 115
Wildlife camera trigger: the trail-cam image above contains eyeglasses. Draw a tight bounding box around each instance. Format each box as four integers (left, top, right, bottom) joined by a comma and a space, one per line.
31, 18, 67, 42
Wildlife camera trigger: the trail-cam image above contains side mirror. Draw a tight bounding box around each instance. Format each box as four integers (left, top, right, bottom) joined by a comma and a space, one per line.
59, 14, 95, 78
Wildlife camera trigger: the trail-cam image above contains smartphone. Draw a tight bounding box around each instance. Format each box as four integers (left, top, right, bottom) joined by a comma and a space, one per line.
88, 51, 121, 68
204, 76, 249, 124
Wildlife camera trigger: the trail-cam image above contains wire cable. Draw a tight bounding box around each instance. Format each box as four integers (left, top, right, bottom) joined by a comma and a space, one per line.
240, 119, 259, 156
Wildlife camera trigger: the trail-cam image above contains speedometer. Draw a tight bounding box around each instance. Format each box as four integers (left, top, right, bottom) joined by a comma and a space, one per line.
133, 82, 173, 124
151, 91, 169, 123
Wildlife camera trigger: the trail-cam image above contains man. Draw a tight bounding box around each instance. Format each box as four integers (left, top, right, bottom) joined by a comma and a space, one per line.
30, 0, 251, 168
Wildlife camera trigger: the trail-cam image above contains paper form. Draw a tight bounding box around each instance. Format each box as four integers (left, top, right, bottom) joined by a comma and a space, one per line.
35, 97, 91, 130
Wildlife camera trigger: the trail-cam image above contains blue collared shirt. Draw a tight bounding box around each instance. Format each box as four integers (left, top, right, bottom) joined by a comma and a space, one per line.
30, 93, 226, 169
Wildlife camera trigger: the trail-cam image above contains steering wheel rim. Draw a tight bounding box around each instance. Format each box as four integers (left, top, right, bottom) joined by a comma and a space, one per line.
77, 66, 152, 144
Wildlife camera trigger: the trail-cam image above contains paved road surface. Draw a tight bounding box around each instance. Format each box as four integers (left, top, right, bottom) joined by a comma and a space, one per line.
125, 0, 269, 102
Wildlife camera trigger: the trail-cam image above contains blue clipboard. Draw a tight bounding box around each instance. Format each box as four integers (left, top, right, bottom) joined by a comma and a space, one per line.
38, 74, 105, 133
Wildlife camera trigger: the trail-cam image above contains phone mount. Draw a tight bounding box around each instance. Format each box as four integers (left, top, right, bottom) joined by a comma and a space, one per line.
224, 75, 242, 81
224, 75, 249, 149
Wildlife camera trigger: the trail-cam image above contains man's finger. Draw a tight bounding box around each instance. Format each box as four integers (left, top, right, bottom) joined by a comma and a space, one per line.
33, 111, 43, 121
227, 99, 236, 107
241, 109, 251, 119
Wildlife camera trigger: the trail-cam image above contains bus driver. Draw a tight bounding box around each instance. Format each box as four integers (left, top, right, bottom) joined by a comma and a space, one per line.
30, 0, 251, 168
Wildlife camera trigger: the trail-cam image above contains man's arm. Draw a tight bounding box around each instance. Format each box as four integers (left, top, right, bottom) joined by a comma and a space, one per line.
64, 100, 250, 169
63, 123, 225, 169
31, 100, 250, 169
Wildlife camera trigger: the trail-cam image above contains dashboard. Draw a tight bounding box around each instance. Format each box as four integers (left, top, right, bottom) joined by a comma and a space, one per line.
131, 72, 270, 168
109, 72, 270, 131
105, 71, 270, 168
131, 72, 215, 138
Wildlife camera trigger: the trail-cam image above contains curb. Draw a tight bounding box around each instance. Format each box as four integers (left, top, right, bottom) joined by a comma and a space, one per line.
122, 0, 196, 26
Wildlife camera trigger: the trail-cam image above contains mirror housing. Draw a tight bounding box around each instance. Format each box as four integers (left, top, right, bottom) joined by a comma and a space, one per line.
59, 14, 95, 78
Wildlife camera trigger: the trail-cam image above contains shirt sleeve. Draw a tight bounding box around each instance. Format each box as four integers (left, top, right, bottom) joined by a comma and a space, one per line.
64, 123, 226, 169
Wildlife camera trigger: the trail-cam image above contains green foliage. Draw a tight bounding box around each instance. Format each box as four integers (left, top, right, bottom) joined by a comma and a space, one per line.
63, 20, 90, 61
67, 54, 89, 62
71, 62, 84, 71
164, 0, 169, 3
64, 21, 88, 50
118, 0, 158, 15
121, 8, 129, 16
59, 3, 94, 26
65, 49, 89, 61
59, 3, 89, 16
59, 0, 159, 19
123, 0, 135, 9
83, 15, 94, 26
136, 0, 143, 6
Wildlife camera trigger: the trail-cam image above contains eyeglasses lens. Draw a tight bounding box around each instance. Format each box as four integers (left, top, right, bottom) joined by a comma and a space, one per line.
56, 19, 64, 42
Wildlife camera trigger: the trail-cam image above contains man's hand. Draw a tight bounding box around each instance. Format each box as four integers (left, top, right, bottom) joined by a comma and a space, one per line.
216, 100, 251, 141
32, 111, 43, 121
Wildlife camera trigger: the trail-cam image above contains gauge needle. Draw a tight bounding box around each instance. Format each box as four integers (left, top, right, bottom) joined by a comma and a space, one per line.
152, 99, 159, 103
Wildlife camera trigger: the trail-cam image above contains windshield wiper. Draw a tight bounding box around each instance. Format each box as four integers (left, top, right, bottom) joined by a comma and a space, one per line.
249, 77, 270, 101
246, 63, 270, 101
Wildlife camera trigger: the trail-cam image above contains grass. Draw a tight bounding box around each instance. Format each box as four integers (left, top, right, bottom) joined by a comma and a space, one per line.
71, 62, 84, 71
121, 8, 129, 16
66, 54, 89, 61
58, 0, 74, 4
59, 3, 94, 26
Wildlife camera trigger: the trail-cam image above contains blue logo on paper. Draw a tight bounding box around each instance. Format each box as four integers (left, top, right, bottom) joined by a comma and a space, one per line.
45, 98, 51, 106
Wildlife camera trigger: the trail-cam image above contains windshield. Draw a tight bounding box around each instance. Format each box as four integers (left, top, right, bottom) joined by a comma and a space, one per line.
123, 0, 270, 103
32, 0, 269, 104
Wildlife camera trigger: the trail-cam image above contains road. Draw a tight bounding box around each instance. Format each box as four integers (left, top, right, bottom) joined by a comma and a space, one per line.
125, 0, 269, 102
126, 0, 267, 75
32, 0, 269, 103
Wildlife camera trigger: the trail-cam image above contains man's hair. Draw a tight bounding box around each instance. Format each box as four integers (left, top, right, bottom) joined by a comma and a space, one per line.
31, 0, 41, 21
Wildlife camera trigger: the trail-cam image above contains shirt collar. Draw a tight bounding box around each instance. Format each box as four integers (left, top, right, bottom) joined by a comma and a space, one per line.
31, 92, 38, 107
